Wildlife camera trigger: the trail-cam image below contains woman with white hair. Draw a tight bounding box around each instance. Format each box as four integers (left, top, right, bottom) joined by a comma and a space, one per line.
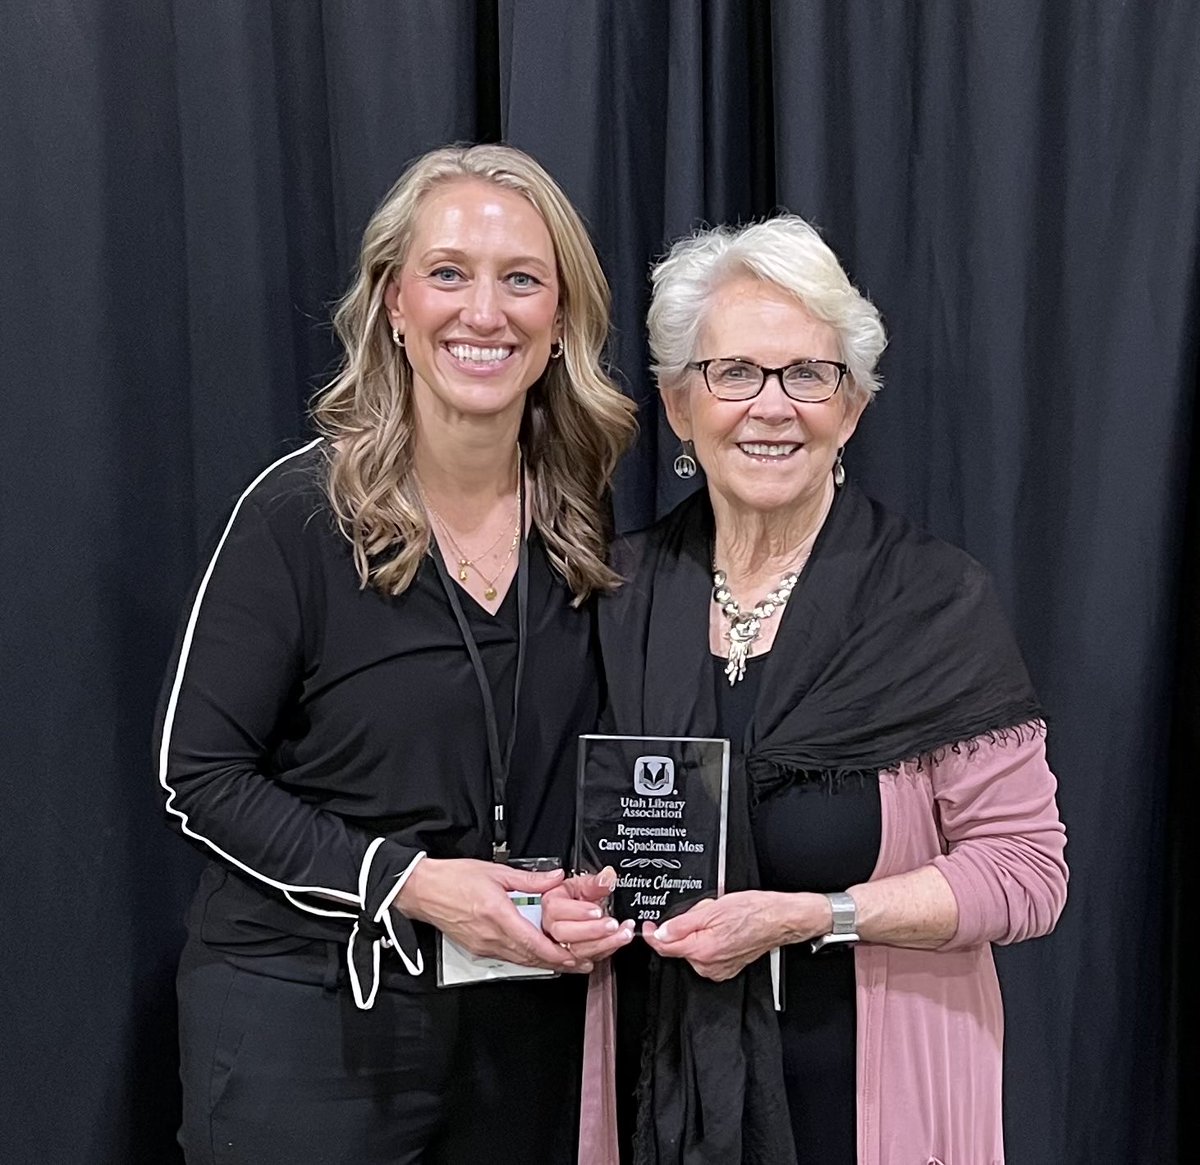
552, 216, 1068, 1163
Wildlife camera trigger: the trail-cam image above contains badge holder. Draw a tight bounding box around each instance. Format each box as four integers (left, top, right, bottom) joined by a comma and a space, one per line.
431, 506, 560, 987
436, 855, 562, 987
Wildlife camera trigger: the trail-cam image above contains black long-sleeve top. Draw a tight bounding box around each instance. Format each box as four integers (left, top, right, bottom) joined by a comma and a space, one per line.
154, 440, 601, 1005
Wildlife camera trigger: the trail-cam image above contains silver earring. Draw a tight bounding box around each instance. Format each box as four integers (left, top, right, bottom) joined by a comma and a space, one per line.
673, 441, 698, 479
550, 339, 564, 360
833, 446, 846, 487
391, 327, 404, 348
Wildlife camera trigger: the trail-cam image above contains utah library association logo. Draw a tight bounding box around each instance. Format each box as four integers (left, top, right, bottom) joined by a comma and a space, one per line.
633, 755, 675, 797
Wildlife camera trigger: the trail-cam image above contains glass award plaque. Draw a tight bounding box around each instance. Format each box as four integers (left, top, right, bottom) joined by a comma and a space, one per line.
575, 734, 730, 931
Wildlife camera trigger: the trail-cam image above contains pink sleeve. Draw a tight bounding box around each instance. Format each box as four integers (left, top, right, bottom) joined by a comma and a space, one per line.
929, 729, 1068, 949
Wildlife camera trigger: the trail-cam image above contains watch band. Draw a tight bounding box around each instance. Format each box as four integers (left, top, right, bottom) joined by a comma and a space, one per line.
827, 891, 857, 933
810, 891, 860, 953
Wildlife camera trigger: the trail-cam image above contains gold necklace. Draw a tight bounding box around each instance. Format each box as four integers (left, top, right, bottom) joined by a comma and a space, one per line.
421, 452, 523, 602
426, 501, 515, 579
431, 504, 520, 600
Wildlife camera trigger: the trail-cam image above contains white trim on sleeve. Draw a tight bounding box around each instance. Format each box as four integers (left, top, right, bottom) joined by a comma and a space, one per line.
377, 852, 426, 975
348, 842, 427, 1008
157, 438, 359, 916
347, 921, 383, 1010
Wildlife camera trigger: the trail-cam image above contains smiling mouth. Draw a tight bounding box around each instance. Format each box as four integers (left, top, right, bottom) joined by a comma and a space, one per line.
738, 442, 800, 459
445, 342, 514, 364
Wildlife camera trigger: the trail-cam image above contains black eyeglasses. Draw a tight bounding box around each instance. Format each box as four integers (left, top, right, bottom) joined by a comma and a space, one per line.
687, 357, 849, 403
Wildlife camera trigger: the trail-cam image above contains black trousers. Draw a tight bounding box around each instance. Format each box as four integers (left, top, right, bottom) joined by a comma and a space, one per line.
177, 938, 586, 1164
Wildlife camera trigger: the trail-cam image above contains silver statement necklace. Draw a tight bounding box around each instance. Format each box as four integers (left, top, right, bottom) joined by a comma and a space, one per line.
712, 555, 810, 685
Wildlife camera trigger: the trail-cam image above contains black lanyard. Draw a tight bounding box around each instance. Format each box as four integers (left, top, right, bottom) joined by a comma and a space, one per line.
430, 484, 529, 863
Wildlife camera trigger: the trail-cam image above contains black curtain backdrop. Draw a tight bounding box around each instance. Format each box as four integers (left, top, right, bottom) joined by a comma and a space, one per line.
2, 2, 1195, 1162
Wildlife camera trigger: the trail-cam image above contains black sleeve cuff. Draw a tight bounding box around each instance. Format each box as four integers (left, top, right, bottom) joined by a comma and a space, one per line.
347, 838, 426, 1009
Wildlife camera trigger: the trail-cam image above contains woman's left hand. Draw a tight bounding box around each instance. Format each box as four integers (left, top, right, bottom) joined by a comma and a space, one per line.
643, 891, 822, 981
541, 867, 636, 967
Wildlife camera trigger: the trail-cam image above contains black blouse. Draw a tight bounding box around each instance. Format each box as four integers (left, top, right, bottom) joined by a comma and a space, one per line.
155, 441, 600, 992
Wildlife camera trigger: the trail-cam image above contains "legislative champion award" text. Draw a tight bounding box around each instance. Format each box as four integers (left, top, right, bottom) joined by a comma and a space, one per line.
574, 735, 730, 930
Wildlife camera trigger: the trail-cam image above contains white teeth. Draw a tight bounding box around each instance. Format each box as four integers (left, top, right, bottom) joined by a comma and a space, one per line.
740, 443, 798, 457
447, 343, 513, 363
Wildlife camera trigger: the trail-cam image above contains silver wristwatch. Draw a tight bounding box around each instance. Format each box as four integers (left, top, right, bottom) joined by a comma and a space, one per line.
810, 891, 860, 953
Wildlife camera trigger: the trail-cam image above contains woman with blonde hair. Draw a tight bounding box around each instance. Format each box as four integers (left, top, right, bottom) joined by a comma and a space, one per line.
155, 143, 636, 1163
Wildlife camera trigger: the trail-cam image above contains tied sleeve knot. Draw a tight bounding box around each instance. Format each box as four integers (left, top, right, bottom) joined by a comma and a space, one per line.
347, 838, 426, 1009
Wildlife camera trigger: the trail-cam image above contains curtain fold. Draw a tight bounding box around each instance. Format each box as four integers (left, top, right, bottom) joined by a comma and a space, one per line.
1, 2, 1193, 1160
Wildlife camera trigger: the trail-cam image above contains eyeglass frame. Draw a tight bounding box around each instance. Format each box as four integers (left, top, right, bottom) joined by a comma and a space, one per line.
686, 356, 850, 403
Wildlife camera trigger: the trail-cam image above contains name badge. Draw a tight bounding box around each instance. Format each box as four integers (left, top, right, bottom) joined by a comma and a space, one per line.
436, 889, 558, 987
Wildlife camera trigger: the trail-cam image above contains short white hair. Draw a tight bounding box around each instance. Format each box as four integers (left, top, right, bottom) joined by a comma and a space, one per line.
647, 215, 887, 406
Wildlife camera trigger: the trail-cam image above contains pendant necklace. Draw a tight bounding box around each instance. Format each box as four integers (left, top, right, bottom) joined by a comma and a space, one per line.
712, 552, 810, 685
422, 451, 523, 602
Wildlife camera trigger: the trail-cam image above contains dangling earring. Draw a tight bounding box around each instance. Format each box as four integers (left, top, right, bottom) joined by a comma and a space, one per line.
833, 446, 846, 487
549, 339, 564, 360
674, 440, 698, 479
391, 327, 404, 348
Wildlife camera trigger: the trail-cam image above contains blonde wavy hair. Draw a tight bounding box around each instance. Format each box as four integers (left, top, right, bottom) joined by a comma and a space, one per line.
312, 144, 637, 602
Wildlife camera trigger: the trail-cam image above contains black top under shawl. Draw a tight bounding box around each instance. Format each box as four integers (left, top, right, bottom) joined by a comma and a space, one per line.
713, 653, 876, 1164
598, 484, 1041, 1165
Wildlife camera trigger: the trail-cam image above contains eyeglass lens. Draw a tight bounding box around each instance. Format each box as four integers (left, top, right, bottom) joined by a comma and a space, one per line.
705, 359, 841, 400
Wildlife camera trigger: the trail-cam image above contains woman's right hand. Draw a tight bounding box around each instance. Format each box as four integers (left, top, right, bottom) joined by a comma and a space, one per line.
392, 858, 581, 972
541, 867, 636, 964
